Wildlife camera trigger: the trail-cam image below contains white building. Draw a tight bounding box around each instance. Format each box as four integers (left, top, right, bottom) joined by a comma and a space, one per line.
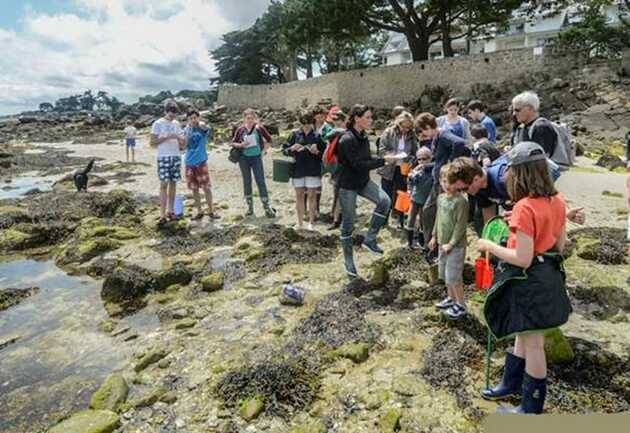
381, 1, 624, 65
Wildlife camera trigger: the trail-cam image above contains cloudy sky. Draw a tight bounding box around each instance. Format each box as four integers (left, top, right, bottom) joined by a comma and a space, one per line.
0, 0, 271, 115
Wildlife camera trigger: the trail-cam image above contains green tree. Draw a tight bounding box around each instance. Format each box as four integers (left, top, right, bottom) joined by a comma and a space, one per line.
79, 90, 96, 111
316, 0, 522, 61
559, 0, 630, 58
39, 102, 54, 112
54, 95, 80, 112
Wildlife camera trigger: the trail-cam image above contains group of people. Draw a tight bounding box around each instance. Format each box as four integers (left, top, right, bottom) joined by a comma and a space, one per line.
136, 90, 623, 416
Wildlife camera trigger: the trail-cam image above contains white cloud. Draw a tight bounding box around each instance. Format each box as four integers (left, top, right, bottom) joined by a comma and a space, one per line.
0, 0, 270, 115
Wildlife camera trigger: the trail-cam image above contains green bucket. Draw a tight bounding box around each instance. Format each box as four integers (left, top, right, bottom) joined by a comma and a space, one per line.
273, 158, 293, 183
481, 216, 510, 244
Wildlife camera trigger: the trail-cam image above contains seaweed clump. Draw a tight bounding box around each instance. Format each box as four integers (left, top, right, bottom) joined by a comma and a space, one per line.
547, 338, 630, 413
570, 227, 628, 265
421, 329, 484, 416
289, 290, 379, 350
214, 354, 321, 419
246, 225, 338, 273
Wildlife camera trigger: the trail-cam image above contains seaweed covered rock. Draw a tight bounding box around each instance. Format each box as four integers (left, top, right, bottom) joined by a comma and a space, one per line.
0, 205, 30, 229
89, 373, 128, 412
101, 264, 157, 304
199, 272, 225, 292
421, 329, 483, 411
156, 263, 193, 290
47, 410, 119, 433
569, 284, 630, 320
571, 227, 628, 265
0, 287, 39, 311
544, 328, 575, 365
596, 153, 626, 171
58, 238, 123, 265
329, 342, 370, 364
239, 395, 265, 421
214, 354, 321, 419
290, 291, 379, 350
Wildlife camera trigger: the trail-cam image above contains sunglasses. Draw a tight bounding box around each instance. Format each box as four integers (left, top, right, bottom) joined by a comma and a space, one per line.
418, 157, 431, 161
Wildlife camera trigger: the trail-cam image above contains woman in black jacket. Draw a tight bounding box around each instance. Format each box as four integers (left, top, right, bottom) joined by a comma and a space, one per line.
283, 111, 326, 230
337, 105, 401, 277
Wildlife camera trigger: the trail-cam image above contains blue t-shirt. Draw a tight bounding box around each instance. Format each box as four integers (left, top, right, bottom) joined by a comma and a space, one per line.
185, 125, 210, 167
476, 155, 561, 208
481, 115, 497, 143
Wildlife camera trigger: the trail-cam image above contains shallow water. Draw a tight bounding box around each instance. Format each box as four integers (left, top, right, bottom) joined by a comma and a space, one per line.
0, 259, 159, 433
0, 173, 59, 199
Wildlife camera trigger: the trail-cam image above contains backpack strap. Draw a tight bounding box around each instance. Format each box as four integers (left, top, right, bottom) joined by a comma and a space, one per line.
527, 117, 546, 140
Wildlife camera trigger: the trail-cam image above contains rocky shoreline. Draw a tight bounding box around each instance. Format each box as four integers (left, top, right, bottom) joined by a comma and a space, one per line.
1, 64, 630, 432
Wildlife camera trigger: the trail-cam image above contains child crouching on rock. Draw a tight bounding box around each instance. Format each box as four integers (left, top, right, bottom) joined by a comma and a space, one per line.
478, 141, 571, 414
429, 163, 469, 320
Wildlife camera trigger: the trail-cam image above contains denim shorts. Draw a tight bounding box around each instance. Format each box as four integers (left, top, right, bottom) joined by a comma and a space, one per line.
157, 156, 181, 182
126, 138, 136, 148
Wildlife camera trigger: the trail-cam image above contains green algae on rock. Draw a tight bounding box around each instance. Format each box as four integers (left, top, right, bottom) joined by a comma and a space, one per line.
329, 342, 370, 364
89, 373, 128, 412
201, 272, 225, 292
134, 349, 169, 373
239, 395, 265, 421
544, 328, 575, 365
156, 263, 193, 290
378, 407, 402, 433
47, 410, 119, 433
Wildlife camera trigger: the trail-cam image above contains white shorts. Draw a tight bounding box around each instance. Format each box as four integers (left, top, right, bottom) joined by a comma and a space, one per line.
292, 176, 322, 189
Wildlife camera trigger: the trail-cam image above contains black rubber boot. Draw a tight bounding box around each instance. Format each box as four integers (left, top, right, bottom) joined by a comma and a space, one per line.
416, 231, 425, 248
497, 372, 547, 414
407, 229, 418, 249
262, 198, 276, 218
245, 197, 254, 216
481, 352, 525, 401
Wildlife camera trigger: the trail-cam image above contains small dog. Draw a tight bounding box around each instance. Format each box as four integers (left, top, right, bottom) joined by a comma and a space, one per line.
73, 159, 95, 192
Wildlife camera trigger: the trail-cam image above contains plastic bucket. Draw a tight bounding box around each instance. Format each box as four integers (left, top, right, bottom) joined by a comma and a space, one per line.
400, 162, 410, 176
394, 190, 411, 213
273, 159, 293, 183
475, 252, 493, 291
173, 194, 184, 217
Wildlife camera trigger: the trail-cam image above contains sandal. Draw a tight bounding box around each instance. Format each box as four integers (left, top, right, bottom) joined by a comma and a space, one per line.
191, 212, 204, 221
208, 212, 221, 220
167, 212, 180, 221
157, 217, 168, 227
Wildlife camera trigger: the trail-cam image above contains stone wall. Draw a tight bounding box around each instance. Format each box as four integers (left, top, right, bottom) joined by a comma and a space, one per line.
218, 47, 587, 110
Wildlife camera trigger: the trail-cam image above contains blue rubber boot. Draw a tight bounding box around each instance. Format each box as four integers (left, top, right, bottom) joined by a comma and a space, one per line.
497, 372, 547, 414
481, 352, 525, 401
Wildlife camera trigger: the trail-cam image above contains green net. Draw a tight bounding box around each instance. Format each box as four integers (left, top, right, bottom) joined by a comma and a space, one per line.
481, 216, 510, 244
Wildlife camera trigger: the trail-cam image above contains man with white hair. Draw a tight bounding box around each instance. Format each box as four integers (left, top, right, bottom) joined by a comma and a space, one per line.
512, 91, 557, 157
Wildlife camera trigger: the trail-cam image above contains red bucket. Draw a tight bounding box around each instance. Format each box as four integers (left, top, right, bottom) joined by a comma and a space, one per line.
475, 252, 494, 291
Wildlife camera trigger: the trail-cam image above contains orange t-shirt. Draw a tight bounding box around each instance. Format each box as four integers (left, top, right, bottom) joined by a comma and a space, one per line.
506, 194, 566, 255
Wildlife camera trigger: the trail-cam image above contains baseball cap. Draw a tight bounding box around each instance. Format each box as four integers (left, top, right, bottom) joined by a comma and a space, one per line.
507, 141, 546, 166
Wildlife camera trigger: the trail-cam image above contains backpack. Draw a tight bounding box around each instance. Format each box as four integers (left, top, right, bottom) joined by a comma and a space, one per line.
323, 134, 341, 168
528, 118, 576, 168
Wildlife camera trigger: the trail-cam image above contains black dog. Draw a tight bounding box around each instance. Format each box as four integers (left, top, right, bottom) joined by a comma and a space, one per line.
73, 159, 95, 192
